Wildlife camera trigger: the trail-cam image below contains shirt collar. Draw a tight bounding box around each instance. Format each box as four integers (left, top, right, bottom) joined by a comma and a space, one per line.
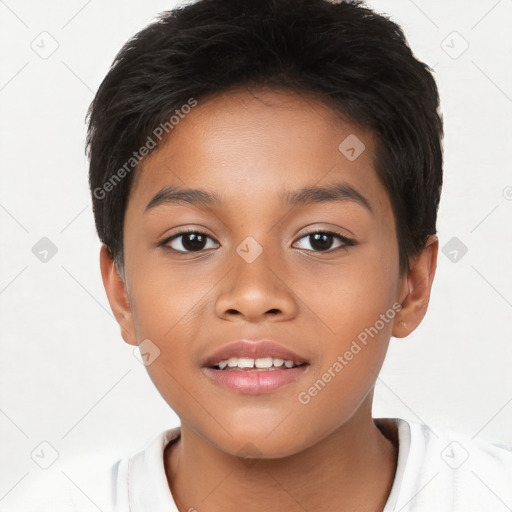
127, 426, 181, 511
124, 418, 411, 512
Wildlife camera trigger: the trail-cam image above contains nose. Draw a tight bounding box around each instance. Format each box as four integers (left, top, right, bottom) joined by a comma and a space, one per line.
214, 247, 298, 323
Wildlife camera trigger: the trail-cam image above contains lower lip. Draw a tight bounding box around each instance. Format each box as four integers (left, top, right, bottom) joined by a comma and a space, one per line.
202, 365, 309, 395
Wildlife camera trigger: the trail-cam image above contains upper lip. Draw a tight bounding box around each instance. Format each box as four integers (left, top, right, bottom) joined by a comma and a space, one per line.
202, 340, 309, 368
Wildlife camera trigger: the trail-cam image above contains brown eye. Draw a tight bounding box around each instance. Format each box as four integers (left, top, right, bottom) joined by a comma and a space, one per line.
162, 231, 218, 253
294, 231, 355, 252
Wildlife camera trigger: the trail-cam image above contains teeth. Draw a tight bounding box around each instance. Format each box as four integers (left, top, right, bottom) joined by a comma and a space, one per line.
255, 357, 273, 368
236, 357, 253, 368
216, 357, 300, 370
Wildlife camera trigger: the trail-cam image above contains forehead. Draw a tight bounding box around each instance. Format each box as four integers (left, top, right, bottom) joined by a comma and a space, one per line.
126, 88, 392, 221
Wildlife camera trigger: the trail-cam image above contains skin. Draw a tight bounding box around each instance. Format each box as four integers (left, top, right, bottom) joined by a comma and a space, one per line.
100, 87, 438, 512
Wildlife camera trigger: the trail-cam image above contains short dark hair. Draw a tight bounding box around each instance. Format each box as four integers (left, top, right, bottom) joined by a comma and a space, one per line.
86, 0, 443, 276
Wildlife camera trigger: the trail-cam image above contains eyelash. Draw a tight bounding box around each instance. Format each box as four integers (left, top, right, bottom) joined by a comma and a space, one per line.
158, 228, 356, 254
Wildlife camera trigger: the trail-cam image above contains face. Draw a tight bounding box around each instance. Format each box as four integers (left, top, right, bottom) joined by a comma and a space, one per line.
111, 88, 413, 457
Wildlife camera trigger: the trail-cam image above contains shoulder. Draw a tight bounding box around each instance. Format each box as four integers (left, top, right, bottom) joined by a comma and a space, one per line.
391, 418, 512, 512
409, 419, 512, 477
33, 427, 181, 512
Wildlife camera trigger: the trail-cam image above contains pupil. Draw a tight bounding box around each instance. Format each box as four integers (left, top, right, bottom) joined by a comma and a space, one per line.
183, 233, 206, 251
310, 233, 332, 251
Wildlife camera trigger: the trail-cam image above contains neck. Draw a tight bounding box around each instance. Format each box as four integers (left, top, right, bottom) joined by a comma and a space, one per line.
165, 399, 398, 512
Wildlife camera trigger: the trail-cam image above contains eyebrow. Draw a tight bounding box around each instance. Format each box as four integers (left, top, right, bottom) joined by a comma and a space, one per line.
145, 186, 221, 212
281, 182, 372, 212
144, 182, 372, 213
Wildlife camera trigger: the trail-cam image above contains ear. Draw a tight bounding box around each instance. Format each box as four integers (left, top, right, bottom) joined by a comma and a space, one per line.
392, 235, 438, 338
99, 244, 137, 346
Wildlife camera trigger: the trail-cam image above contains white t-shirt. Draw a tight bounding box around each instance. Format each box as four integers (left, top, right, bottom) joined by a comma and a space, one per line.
35, 418, 512, 512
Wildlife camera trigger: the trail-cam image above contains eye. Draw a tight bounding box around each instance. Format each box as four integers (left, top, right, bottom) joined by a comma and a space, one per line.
293, 230, 355, 252
160, 230, 219, 253
159, 229, 355, 254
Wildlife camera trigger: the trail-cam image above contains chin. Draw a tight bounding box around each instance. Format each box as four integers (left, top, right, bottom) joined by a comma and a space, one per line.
211, 423, 314, 460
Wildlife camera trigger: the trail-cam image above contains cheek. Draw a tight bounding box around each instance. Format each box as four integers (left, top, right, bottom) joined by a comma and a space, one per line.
294, 242, 399, 413
304, 247, 399, 336
127, 257, 207, 339
295, 298, 396, 441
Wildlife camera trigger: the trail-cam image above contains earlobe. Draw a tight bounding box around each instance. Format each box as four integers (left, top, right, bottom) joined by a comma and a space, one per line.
99, 245, 137, 346
392, 235, 438, 338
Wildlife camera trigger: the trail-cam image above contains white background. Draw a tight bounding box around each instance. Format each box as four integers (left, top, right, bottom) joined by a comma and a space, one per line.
1, 0, 511, 509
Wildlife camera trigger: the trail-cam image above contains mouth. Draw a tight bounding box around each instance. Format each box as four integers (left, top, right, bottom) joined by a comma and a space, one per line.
201, 340, 310, 394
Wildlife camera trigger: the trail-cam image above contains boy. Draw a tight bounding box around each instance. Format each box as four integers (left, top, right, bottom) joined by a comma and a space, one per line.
39, 0, 512, 510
